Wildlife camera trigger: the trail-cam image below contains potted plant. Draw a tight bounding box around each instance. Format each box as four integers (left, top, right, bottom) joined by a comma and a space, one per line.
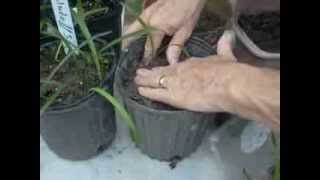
40, 0, 123, 57
114, 35, 217, 161
40, 0, 137, 161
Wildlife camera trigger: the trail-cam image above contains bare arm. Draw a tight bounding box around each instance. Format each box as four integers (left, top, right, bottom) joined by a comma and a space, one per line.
222, 63, 280, 131
135, 56, 280, 132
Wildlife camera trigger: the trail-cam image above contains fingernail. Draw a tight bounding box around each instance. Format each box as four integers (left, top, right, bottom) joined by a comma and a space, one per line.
134, 76, 143, 85
137, 87, 144, 94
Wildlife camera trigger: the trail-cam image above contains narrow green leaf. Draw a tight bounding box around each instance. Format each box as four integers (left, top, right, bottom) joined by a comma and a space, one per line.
126, 0, 143, 15
54, 40, 64, 61
273, 159, 280, 180
40, 19, 45, 32
46, 31, 111, 81
40, 83, 66, 117
84, 7, 109, 18
79, 50, 93, 64
99, 29, 148, 53
73, 3, 102, 81
40, 4, 51, 11
122, 1, 147, 28
91, 87, 141, 143
181, 46, 191, 58
40, 79, 63, 86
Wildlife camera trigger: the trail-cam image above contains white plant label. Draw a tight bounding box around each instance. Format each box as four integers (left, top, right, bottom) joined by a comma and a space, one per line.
50, 0, 78, 53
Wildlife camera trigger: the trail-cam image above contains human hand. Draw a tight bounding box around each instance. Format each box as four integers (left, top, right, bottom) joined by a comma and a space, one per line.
134, 30, 238, 112
125, 0, 206, 65
134, 55, 239, 112
134, 31, 280, 132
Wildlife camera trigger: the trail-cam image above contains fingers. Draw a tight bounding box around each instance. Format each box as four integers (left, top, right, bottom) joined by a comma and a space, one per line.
165, 2, 202, 65
123, 3, 157, 48
217, 30, 237, 62
137, 87, 169, 103
143, 30, 166, 65
166, 26, 193, 65
124, 2, 156, 35
134, 67, 168, 88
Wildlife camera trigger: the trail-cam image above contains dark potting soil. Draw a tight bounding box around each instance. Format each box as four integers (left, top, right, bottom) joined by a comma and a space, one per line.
195, 7, 226, 33
40, 41, 111, 107
238, 11, 280, 53
83, 0, 110, 20
122, 41, 189, 110
194, 8, 226, 46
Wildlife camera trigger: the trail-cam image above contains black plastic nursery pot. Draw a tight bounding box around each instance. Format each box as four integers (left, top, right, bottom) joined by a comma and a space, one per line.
115, 36, 217, 161
86, 2, 123, 59
40, 43, 117, 161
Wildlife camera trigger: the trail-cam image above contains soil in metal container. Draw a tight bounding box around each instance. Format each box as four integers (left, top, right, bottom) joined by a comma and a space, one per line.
238, 11, 280, 53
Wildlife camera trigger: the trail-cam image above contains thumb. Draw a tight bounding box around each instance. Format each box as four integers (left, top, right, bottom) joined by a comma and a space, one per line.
217, 30, 237, 62
166, 27, 192, 65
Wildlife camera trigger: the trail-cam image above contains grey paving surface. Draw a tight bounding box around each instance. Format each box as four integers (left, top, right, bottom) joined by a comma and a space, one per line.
40, 113, 275, 180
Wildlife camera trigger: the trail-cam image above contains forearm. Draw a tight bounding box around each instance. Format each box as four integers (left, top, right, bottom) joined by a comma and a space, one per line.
223, 63, 280, 131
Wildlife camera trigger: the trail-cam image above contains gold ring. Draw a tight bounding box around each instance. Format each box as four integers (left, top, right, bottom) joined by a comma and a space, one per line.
158, 74, 166, 88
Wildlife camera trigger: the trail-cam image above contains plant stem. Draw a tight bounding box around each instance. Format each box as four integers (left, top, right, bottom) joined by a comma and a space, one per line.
74, 0, 103, 81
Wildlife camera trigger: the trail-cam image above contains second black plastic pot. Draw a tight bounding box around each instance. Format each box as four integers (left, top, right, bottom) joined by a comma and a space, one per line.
115, 36, 217, 161
40, 42, 117, 161
86, 1, 123, 60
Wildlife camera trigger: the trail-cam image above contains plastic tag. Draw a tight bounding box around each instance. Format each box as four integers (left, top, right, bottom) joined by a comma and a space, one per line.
50, 0, 78, 53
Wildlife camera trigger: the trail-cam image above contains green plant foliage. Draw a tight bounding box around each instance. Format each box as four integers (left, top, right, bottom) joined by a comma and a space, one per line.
91, 88, 141, 143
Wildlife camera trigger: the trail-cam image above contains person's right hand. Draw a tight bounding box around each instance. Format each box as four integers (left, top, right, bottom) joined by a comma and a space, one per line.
124, 0, 206, 65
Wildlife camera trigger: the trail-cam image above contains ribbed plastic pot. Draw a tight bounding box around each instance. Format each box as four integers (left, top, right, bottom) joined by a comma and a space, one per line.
115, 36, 217, 161
40, 48, 117, 161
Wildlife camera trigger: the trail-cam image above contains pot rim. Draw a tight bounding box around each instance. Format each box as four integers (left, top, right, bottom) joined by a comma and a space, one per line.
117, 36, 216, 115
232, 15, 280, 61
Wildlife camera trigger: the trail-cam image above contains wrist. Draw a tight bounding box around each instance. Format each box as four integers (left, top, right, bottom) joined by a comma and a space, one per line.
218, 63, 251, 113
226, 64, 280, 126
